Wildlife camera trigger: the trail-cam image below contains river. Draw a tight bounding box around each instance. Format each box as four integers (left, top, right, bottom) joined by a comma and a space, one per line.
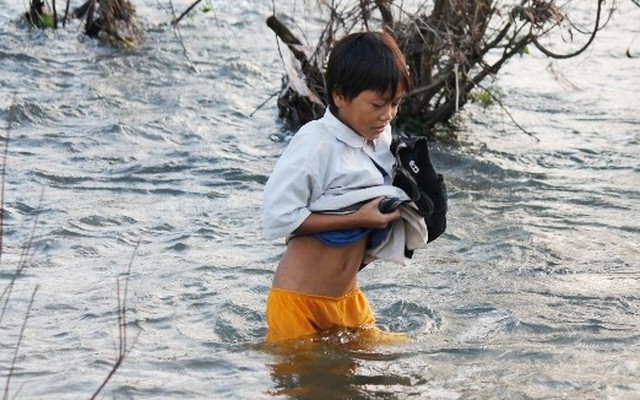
0, 1, 639, 399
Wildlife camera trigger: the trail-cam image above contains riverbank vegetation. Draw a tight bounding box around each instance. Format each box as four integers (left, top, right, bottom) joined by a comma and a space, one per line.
22, 0, 216, 47
24, 0, 142, 46
267, 0, 633, 138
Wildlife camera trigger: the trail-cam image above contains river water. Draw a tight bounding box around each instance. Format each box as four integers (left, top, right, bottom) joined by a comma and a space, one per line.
0, 1, 638, 399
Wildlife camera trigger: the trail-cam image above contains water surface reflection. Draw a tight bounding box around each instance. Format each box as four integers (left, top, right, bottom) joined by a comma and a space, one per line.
265, 330, 417, 399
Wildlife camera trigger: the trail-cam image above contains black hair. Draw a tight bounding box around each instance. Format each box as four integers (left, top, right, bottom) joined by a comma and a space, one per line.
326, 31, 411, 114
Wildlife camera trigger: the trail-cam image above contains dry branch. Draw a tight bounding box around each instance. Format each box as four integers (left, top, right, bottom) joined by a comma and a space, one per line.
3, 286, 38, 400
89, 240, 139, 400
172, 0, 203, 25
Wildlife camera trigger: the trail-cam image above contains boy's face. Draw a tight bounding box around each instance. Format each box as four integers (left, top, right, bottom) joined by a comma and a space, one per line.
333, 87, 404, 141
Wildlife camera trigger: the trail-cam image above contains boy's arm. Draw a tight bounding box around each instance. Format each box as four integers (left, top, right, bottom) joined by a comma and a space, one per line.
293, 197, 400, 235
263, 139, 319, 239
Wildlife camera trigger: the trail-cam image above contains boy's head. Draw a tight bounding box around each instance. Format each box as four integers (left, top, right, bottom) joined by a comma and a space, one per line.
326, 31, 411, 115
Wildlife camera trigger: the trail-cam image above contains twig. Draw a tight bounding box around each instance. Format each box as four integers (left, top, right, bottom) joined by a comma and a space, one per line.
171, 0, 203, 25
167, 0, 198, 73
84, 0, 97, 35
472, 79, 539, 141
89, 239, 140, 400
3, 285, 38, 400
0, 101, 14, 266
546, 62, 581, 90
62, 0, 71, 27
52, 0, 58, 29
249, 90, 280, 117
0, 187, 45, 325
533, 0, 605, 59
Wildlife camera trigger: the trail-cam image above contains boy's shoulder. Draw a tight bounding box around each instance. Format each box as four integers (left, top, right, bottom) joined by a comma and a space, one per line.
289, 117, 336, 148
277, 119, 336, 165
295, 118, 323, 135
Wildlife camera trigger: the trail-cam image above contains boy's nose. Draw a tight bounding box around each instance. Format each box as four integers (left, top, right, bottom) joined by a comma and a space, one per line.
381, 106, 395, 122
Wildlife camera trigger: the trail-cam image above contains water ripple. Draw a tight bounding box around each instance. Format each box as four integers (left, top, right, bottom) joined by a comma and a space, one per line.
0, 1, 638, 398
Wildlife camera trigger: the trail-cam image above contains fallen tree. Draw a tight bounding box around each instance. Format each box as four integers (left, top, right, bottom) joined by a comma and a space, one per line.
267, 0, 621, 137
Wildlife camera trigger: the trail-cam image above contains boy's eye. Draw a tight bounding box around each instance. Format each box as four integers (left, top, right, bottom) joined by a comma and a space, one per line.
372, 103, 384, 108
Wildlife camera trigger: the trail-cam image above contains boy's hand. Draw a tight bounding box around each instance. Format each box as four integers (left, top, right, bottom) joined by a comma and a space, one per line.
355, 197, 401, 229
378, 197, 405, 213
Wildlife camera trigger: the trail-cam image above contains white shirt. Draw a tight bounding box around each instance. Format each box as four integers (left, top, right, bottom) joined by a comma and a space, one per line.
263, 109, 427, 264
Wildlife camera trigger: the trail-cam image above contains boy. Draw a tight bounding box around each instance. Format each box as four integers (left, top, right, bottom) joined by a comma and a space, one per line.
263, 31, 427, 343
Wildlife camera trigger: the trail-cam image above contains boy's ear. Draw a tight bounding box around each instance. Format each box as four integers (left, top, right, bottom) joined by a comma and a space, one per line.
332, 89, 347, 108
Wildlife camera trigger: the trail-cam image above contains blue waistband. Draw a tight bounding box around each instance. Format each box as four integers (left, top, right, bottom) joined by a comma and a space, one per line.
312, 228, 369, 246
298, 226, 391, 249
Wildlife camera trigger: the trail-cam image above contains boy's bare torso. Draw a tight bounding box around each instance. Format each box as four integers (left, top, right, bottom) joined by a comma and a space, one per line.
271, 236, 366, 297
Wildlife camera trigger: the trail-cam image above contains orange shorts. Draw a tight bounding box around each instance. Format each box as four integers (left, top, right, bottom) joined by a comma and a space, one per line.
265, 287, 376, 343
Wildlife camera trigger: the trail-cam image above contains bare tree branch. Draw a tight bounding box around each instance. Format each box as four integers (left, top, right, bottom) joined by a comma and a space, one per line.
62, 0, 71, 27
89, 239, 139, 400
0, 100, 13, 266
3, 286, 38, 400
171, 0, 203, 25
532, 0, 605, 59
167, 0, 198, 72
51, 0, 58, 28
374, 0, 394, 30
0, 187, 45, 325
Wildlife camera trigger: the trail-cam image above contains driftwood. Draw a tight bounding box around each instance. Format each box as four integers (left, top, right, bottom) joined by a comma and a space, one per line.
74, 0, 141, 45
267, 15, 326, 128
267, 1, 615, 137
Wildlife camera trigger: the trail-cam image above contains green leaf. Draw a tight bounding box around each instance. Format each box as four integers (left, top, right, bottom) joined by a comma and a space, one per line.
38, 13, 55, 28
